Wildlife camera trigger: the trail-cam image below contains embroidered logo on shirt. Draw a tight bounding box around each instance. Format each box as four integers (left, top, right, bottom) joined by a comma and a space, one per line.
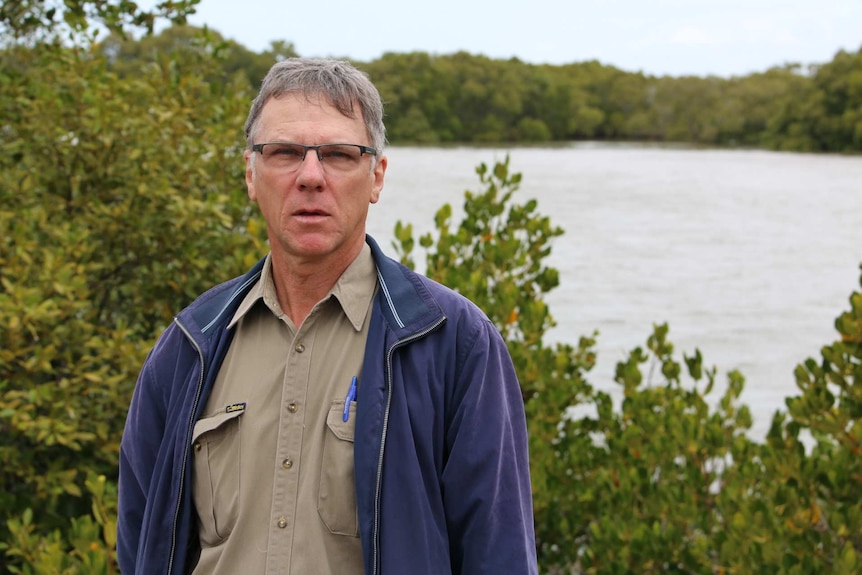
225, 402, 247, 414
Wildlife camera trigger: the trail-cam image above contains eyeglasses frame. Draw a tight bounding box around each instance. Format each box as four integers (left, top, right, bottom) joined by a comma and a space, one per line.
250, 142, 378, 168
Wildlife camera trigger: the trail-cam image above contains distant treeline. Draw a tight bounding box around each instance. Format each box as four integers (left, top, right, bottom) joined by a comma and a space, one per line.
104, 25, 862, 152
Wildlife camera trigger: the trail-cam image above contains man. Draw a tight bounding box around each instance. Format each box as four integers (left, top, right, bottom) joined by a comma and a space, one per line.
117, 58, 537, 575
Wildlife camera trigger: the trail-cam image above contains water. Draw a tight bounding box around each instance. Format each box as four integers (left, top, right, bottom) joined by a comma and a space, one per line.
366, 143, 862, 438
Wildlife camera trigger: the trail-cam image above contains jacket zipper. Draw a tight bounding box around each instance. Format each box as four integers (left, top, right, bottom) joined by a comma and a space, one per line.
371, 318, 445, 575
167, 318, 207, 575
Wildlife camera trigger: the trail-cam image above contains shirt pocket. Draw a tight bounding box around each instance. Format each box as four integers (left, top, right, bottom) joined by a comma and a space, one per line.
192, 406, 245, 546
318, 399, 358, 537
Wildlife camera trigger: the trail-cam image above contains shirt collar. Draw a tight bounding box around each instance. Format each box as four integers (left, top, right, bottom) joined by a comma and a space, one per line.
329, 243, 377, 331
228, 244, 377, 332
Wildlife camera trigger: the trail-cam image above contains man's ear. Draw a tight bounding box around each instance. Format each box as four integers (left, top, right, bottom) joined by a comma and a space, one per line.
245, 149, 258, 201
370, 155, 387, 204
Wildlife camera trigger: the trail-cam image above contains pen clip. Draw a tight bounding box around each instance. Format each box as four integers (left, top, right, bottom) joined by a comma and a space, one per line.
342, 376, 358, 422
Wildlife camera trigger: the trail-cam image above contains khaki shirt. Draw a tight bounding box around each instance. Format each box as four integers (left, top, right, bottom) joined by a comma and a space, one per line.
191, 245, 376, 575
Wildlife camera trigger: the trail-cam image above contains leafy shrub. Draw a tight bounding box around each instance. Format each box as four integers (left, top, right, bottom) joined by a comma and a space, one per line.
0, 36, 266, 573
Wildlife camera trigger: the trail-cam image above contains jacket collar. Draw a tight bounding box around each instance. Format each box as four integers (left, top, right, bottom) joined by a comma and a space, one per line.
176, 235, 445, 346
365, 235, 445, 337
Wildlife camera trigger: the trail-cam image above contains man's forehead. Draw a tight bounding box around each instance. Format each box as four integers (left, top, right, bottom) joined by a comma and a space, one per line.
265, 92, 361, 120
257, 94, 367, 140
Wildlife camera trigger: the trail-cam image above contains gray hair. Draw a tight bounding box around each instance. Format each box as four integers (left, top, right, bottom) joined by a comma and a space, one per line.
244, 58, 386, 154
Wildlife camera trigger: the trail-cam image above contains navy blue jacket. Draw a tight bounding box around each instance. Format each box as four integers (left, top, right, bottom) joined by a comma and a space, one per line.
117, 236, 538, 574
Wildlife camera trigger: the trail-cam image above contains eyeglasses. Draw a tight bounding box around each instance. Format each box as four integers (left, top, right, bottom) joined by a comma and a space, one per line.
250, 142, 377, 173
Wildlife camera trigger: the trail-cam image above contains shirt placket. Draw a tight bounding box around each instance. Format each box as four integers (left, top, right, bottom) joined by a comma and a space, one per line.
266, 316, 317, 574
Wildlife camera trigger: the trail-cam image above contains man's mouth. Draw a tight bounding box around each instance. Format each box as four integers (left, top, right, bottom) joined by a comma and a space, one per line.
295, 209, 328, 217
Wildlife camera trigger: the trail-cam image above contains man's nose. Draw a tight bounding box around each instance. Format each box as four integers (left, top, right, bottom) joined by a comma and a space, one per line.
296, 149, 325, 187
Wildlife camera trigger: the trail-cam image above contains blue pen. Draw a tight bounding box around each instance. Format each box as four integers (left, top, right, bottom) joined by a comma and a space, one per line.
342, 376, 358, 422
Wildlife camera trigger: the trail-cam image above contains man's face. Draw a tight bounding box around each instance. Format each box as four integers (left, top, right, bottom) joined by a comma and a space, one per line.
244, 94, 386, 269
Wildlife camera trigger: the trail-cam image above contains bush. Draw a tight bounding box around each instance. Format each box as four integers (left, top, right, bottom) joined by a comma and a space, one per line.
0, 38, 266, 573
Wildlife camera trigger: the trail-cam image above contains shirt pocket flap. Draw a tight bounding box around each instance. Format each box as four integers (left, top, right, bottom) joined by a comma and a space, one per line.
326, 401, 355, 442
192, 407, 245, 443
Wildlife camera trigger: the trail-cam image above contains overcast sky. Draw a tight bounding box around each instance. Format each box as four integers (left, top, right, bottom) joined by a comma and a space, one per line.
176, 0, 861, 78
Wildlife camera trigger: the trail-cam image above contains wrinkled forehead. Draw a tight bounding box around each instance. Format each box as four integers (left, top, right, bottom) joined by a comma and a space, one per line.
255, 92, 369, 143
254, 91, 366, 137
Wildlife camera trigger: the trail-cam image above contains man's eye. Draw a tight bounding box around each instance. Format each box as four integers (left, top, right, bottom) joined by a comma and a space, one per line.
271, 146, 303, 158
321, 146, 357, 161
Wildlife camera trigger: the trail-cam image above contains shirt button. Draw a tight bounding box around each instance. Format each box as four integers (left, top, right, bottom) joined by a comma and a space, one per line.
277, 517, 287, 529
194, 442, 202, 452
295, 343, 305, 353
287, 402, 298, 413
282, 458, 293, 469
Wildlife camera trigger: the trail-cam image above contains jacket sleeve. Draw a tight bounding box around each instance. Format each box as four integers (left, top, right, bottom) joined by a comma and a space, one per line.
117, 352, 167, 574
441, 316, 538, 575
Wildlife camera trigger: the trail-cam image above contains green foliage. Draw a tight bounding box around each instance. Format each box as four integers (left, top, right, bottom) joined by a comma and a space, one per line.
0, 25, 266, 575
2, 475, 117, 574
362, 48, 862, 151
548, 330, 759, 574
396, 157, 562, 344
98, 25, 298, 92
768, 266, 862, 570
780, 50, 862, 152
1, 42, 262, 337
0, 0, 198, 44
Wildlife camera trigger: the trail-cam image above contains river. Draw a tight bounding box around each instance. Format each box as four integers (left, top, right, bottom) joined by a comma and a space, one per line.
366, 143, 862, 438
